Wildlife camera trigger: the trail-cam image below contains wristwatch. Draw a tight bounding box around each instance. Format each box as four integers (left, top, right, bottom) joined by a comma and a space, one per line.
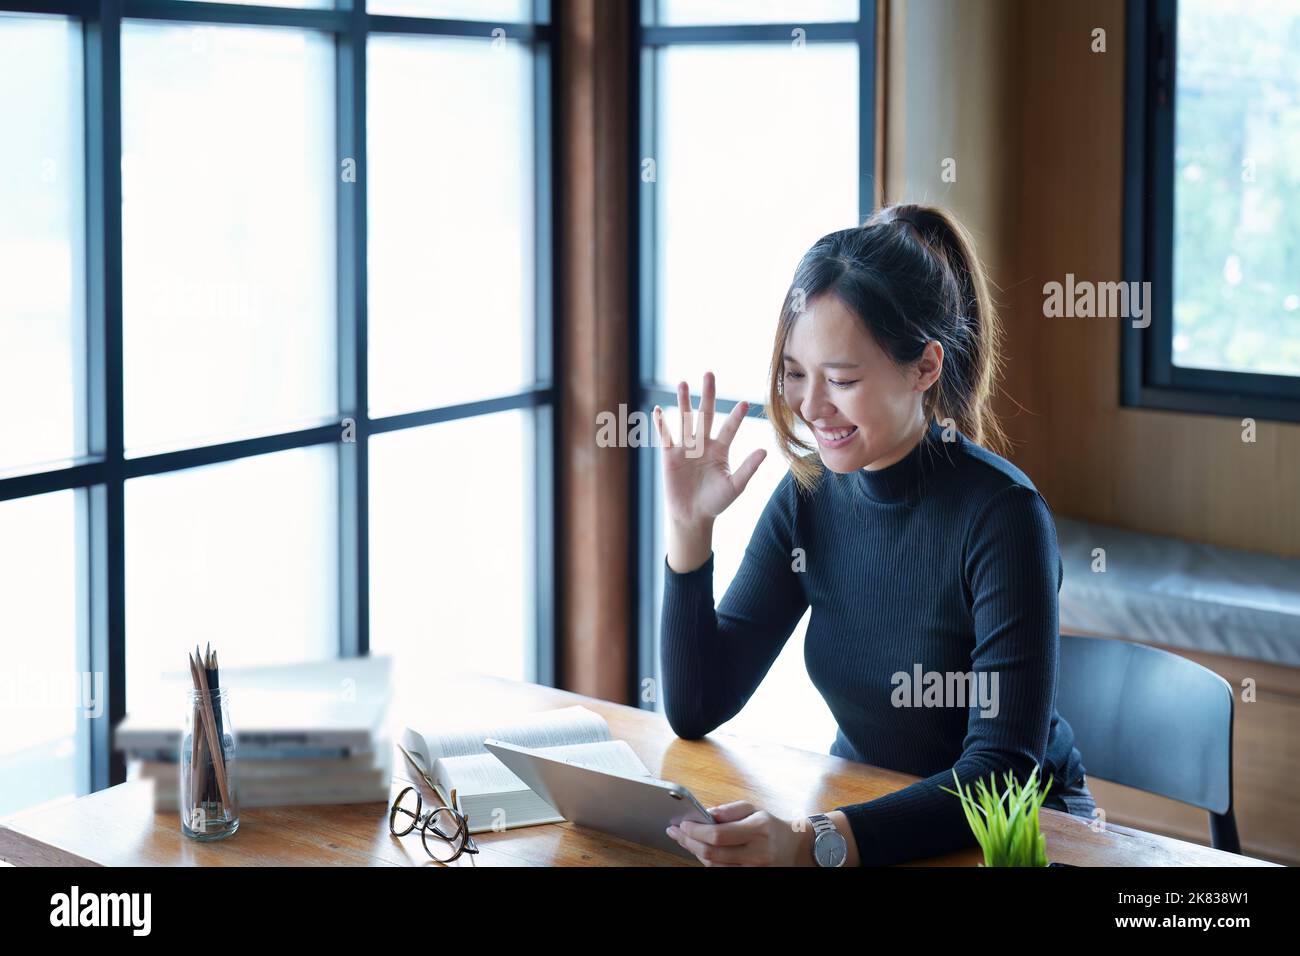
809, 813, 847, 867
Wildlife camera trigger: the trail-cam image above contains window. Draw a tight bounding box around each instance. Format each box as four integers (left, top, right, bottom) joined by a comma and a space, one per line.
0, 1, 554, 812
0, 12, 87, 816
0, 491, 86, 816
369, 410, 532, 681
1123, 0, 1300, 421
0, 13, 84, 474
124, 446, 339, 705
367, 33, 535, 415
368, 0, 536, 22
120, 22, 337, 454
655, 41, 859, 401
635, 1, 875, 754
656, 0, 858, 27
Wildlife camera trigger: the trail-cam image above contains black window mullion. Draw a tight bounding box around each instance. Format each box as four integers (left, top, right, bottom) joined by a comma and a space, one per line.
1148, 0, 1176, 390
84, 0, 125, 791
640, 22, 859, 45
367, 13, 546, 41
121, 0, 347, 31
631, 10, 656, 703
0, 0, 86, 14
1120, 0, 1151, 412
636, 39, 656, 390
856, 0, 876, 223
337, 4, 368, 659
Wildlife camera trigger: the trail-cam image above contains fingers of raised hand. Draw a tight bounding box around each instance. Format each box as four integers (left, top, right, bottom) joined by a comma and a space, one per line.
729, 448, 767, 496
652, 405, 673, 449
699, 371, 716, 440
714, 399, 750, 449
675, 381, 695, 447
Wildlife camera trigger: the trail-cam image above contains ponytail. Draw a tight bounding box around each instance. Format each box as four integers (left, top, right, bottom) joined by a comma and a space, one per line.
866, 204, 1009, 458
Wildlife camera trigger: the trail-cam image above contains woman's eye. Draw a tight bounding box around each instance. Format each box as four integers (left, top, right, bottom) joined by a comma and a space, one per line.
830, 379, 858, 389
783, 369, 804, 380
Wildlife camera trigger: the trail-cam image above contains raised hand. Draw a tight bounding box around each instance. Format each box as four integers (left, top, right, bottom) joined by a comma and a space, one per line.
654, 372, 767, 564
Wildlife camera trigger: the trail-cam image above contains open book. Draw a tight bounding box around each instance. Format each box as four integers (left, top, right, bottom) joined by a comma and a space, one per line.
400, 705, 654, 834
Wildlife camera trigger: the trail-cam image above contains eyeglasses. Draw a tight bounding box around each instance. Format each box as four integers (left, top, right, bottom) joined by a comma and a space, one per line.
388, 785, 480, 864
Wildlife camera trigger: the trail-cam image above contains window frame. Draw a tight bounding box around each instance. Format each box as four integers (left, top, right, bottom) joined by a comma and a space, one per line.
1121, 0, 1300, 423
0, 0, 558, 794
629, 0, 878, 706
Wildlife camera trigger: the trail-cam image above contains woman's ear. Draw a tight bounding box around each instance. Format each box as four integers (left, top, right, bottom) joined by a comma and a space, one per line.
915, 340, 944, 391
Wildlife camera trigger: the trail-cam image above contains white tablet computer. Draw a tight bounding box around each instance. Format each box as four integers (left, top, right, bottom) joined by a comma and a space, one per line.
483, 738, 716, 860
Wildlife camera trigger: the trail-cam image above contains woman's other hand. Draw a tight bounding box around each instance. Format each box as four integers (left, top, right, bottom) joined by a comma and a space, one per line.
665, 800, 812, 866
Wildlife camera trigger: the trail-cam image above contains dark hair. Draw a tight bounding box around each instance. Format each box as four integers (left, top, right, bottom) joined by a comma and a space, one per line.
765, 202, 1008, 492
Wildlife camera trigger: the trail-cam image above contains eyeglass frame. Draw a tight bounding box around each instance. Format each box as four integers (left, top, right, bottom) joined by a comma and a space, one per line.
388, 785, 480, 863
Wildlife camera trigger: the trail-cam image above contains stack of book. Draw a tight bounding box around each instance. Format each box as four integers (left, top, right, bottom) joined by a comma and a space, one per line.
116, 656, 394, 811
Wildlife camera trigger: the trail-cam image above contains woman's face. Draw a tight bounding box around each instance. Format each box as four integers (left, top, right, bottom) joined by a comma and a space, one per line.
781, 293, 941, 473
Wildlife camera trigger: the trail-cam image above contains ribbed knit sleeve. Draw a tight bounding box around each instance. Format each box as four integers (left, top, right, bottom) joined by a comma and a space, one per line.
660, 471, 810, 740
834, 483, 1064, 865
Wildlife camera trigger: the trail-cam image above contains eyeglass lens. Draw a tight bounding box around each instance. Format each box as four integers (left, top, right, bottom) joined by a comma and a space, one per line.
390, 787, 471, 862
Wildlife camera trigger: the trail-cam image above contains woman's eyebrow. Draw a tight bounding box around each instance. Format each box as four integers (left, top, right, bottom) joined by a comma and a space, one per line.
781, 354, 861, 369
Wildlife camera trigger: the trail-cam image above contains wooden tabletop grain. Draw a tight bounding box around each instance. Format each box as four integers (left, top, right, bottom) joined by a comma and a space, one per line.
0, 672, 1277, 867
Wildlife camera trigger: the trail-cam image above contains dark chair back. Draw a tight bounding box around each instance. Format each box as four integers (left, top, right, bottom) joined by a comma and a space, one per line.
1057, 633, 1241, 853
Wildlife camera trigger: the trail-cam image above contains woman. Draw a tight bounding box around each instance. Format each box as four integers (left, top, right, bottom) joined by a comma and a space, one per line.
654, 203, 1094, 867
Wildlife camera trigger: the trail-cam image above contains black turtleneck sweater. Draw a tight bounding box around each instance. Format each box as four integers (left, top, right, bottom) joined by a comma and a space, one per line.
660, 419, 1086, 865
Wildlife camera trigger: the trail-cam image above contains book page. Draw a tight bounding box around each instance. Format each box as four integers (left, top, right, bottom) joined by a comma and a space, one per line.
412, 705, 613, 764
436, 753, 535, 796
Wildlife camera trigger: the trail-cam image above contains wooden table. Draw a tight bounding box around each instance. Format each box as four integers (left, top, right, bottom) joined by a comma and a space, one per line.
0, 673, 1277, 866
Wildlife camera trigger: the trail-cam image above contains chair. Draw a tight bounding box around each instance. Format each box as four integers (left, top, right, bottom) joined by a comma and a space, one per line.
1055, 632, 1241, 853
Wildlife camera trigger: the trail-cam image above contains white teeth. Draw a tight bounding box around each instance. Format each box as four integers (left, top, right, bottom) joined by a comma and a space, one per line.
818, 426, 856, 440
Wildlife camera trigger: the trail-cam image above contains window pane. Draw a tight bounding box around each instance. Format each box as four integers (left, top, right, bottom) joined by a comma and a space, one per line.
367, 1, 534, 21
125, 446, 338, 706
1174, 0, 1300, 377
368, 35, 534, 416
655, 0, 858, 25
0, 15, 84, 472
655, 44, 858, 401
121, 24, 336, 454
650, 414, 834, 753
369, 410, 531, 681
0, 490, 84, 815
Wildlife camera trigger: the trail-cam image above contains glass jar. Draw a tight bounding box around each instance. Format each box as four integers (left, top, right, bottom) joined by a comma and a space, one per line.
180, 687, 239, 840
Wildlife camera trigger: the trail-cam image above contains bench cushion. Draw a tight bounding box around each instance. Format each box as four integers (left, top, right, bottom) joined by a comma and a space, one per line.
1054, 515, 1300, 667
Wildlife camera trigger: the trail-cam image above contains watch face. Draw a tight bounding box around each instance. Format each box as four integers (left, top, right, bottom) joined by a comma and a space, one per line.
815, 831, 847, 867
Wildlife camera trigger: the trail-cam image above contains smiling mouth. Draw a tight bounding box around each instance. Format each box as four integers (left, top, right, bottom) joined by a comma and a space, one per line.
814, 425, 858, 446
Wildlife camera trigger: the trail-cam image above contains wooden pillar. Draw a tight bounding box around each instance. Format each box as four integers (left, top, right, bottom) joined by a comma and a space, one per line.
556, 0, 632, 701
